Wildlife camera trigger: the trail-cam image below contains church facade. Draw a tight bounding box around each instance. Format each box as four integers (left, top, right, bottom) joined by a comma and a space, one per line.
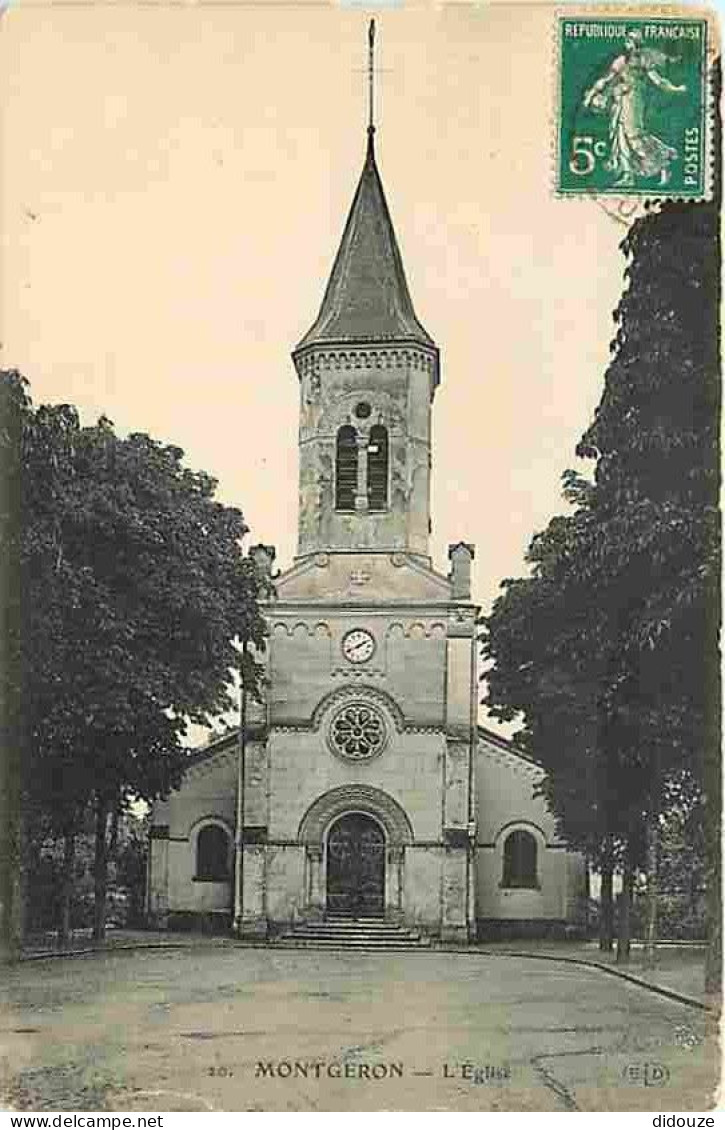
147, 116, 588, 943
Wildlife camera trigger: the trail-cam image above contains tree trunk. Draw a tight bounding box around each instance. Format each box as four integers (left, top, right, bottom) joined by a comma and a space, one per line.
599, 837, 615, 952
704, 875, 721, 998
643, 801, 660, 969
17, 810, 32, 950
58, 827, 76, 948
704, 672, 722, 998
704, 59, 722, 1002
93, 796, 110, 942
0, 799, 20, 963
0, 376, 23, 964
109, 802, 120, 862
617, 854, 634, 965
1, 804, 29, 963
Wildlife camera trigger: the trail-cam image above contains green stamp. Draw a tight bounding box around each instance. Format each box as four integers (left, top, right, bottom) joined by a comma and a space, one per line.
557, 16, 710, 197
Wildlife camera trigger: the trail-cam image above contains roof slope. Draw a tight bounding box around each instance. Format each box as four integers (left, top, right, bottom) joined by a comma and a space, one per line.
296, 129, 434, 351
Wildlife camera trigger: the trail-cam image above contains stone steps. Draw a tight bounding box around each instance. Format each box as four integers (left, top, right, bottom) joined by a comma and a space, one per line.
273, 917, 433, 950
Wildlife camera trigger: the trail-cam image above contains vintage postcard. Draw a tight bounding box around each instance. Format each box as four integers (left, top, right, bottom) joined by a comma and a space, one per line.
0, 1, 720, 1116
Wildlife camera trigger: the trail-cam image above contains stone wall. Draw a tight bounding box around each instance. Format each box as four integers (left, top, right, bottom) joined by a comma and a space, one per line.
294, 346, 435, 557
147, 739, 243, 924
267, 610, 449, 730
268, 727, 445, 843
474, 732, 588, 933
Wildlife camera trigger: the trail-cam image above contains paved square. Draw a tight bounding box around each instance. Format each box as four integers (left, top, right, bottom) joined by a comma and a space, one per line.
0, 945, 717, 1111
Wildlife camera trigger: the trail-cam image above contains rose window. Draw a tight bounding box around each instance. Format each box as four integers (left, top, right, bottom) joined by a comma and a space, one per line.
328, 701, 387, 761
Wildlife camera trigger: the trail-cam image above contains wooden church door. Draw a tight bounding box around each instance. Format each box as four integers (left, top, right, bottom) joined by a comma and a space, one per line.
326, 813, 385, 917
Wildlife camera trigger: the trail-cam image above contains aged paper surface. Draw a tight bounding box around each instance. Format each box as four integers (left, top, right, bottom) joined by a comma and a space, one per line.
0, 0, 720, 1114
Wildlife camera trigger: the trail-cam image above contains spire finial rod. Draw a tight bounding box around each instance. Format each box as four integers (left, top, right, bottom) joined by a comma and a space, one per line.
368, 18, 376, 137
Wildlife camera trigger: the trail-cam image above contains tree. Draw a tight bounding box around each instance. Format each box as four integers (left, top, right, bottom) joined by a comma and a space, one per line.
576, 63, 721, 988
481, 479, 646, 956
21, 806, 150, 939
0, 374, 24, 960
114, 809, 149, 928
1, 372, 267, 948
577, 191, 719, 984
655, 776, 705, 940
483, 182, 719, 974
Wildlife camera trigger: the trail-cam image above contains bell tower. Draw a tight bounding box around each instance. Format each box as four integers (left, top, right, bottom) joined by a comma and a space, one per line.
292, 23, 439, 563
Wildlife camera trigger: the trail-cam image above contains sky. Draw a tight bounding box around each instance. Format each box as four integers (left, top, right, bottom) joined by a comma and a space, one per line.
0, 1, 629, 622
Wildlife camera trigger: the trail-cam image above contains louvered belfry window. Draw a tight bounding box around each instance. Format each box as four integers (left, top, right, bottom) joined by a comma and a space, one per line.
367, 425, 388, 511
336, 425, 358, 511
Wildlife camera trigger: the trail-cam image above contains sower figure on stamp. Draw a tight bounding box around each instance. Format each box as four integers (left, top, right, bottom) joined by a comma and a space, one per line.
583, 29, 686, 187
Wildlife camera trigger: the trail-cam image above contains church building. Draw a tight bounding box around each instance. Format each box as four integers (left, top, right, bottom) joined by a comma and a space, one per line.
147, 45, 587, 943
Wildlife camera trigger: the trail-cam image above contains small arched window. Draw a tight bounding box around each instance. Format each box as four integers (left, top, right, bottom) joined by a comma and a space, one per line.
336, 426, 358, 511
367, 425, 389, 511
502, 829, 538, 889
196, 824, 230, 882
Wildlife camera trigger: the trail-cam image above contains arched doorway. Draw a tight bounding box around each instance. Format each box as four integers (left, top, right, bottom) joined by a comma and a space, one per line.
326, 812, 385, 917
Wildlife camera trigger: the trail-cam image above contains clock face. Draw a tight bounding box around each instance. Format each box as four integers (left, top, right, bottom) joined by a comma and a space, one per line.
342, 628, 375, 664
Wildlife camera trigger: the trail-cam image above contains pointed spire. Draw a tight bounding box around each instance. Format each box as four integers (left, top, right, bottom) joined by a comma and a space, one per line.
368, 18, 375, 137
295, 22, 434, 353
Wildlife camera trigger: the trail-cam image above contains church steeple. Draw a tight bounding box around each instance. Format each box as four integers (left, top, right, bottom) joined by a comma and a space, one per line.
295, 129, 435, 353
292, 23, 439, 561
295, 20, 435, 360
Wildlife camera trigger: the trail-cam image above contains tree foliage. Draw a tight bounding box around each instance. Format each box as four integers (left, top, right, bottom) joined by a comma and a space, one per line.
1, 371, 267, 947
482, 191, 719, 971
25, 808, 148, 936
0, 372, 24, 958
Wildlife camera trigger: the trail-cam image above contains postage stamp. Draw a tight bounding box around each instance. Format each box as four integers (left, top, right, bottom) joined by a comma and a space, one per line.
556, 14, 711, 197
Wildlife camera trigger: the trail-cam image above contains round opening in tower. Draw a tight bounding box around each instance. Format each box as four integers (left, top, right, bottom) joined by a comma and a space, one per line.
354, 401, 372, 420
